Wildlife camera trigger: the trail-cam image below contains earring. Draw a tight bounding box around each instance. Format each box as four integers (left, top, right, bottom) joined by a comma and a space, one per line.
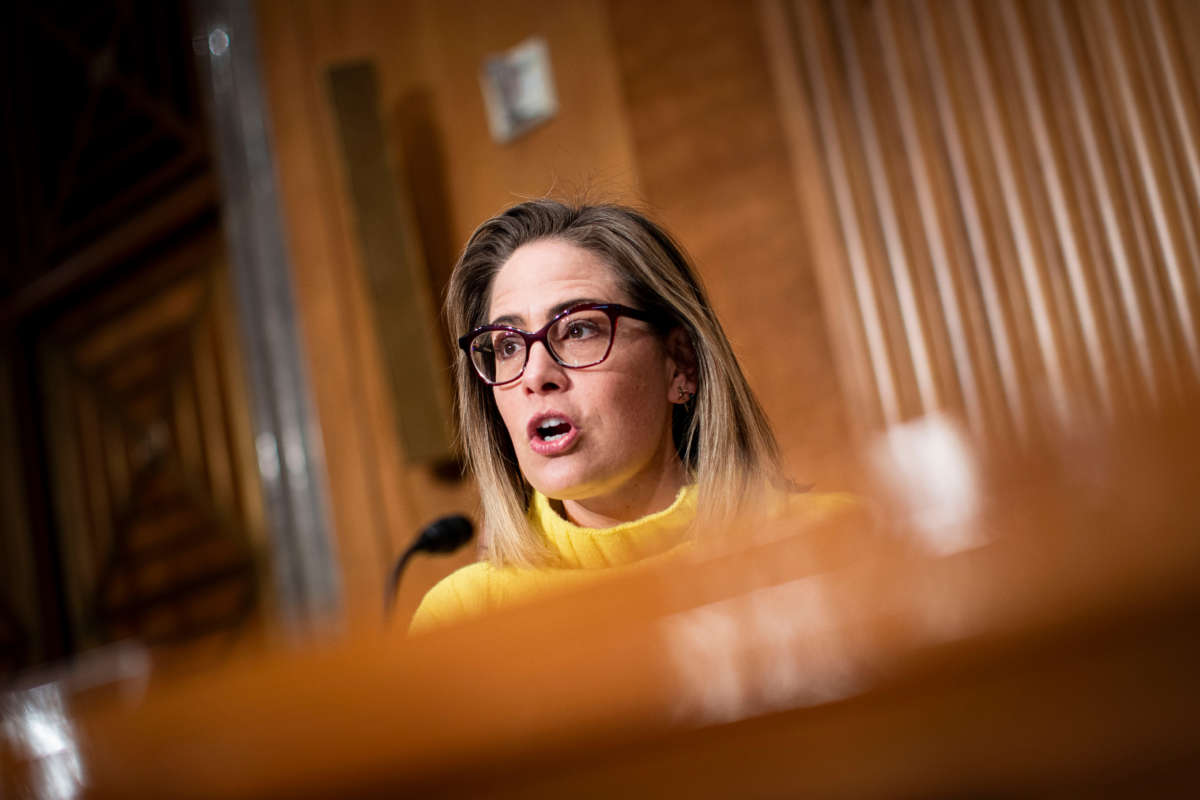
676, 386, 694, 404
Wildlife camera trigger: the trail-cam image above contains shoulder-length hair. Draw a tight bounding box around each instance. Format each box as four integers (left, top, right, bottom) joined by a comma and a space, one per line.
445, 200, 785, 565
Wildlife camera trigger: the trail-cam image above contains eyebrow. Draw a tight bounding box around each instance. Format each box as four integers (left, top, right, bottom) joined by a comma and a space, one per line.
488, 297, 606, 328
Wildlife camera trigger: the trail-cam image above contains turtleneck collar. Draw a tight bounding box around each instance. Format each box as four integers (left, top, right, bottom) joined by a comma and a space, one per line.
529, 484, 698, 569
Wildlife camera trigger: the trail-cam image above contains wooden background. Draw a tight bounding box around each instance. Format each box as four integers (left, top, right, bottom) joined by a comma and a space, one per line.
765, 0, 1200, 442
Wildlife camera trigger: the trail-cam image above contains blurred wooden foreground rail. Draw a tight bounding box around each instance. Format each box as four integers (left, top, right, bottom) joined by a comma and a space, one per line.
8, 408, 1200, 797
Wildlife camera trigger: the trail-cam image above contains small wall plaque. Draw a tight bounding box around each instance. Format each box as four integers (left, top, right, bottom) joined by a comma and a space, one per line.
480, 37, 558, 144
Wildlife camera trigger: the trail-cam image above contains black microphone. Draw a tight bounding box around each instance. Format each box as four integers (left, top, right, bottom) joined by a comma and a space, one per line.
385, 514, 474, 620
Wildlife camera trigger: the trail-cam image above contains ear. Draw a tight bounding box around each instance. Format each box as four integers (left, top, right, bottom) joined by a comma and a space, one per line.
665, 326, 698, 402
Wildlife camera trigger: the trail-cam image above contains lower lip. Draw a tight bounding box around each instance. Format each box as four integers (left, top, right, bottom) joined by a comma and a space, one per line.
529, 426, 580, 456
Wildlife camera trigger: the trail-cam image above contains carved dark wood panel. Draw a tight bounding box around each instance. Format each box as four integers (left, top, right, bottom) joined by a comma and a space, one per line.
39, 230, 265, 651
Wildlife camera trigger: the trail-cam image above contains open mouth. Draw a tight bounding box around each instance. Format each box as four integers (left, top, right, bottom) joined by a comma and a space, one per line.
527, 413, 579, 455
536, 417, 572, 442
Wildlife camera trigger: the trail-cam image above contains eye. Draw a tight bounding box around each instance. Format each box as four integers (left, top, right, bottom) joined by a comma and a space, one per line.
564, 320, 600, 339
492, 333, 525, 360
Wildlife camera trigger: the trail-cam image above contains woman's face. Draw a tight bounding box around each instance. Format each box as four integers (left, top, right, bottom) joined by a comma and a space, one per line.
486, 238, 686, 519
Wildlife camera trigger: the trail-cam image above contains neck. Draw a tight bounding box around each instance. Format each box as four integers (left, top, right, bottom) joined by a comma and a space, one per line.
560, 452, 688, 529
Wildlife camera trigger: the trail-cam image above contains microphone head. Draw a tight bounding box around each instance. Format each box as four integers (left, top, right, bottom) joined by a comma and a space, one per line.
413, 514, 474, 554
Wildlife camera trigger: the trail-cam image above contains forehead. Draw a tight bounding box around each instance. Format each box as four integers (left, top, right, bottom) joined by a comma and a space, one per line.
488, 239, 627, 323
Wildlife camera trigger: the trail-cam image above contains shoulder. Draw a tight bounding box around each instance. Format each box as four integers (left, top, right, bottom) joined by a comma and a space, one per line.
408, 556, 609, 634
408, 561, 497, 635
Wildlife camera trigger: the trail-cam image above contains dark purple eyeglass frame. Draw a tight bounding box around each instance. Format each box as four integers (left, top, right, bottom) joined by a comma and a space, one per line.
458, 302, 658, 386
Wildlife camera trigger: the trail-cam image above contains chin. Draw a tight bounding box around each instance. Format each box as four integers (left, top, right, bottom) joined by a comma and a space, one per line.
526, 474, 589, 502
523, 461, 606, 502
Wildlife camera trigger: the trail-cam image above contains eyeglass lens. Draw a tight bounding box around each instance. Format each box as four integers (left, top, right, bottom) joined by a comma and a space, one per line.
469, 308, 615, 384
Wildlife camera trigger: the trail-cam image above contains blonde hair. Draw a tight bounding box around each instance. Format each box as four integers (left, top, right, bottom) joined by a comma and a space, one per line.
446, 200, 785, 565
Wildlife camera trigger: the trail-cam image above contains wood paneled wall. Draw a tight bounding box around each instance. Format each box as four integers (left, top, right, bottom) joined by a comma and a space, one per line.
607, 0, 854, 490
764, 0, 1200, 442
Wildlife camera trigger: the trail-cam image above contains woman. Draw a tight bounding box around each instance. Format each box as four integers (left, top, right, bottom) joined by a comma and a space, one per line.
411, 200, 844, 632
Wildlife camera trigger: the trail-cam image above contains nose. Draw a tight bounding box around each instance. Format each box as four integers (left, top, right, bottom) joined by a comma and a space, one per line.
520, 340, 568, 393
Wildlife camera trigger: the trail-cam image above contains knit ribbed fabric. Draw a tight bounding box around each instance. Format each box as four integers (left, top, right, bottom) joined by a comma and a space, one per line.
530, 484, 698, 568
409, 485, 697, 634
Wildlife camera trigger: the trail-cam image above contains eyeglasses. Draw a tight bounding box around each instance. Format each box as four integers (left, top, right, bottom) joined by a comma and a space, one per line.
459, 303, 658, 386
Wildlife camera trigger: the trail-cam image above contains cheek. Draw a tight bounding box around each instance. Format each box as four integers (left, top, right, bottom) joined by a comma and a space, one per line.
602, 365, 673, 443
492, 389, 524, 441
613, 375, 663, 420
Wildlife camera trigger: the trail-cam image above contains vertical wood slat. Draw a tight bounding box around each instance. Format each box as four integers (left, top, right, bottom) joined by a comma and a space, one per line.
833, 1, 942, 419
1001, 0, 1114, 419
1080, 1, 1184, 397
877, 1, 988, 438
759, 0, 886, 450
769, 0, 1200, 440
1152, 1, 1200, 223
1098, 1, 1200, 379
1044, 0, 1155, 412
793, 0, 903, 426
1135, 4, 1200, 302
916, 4, 1030, 439
959, 0, 1075, 430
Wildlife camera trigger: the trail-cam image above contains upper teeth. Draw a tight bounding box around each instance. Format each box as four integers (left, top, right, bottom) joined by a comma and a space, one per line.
539, 418, 565, 430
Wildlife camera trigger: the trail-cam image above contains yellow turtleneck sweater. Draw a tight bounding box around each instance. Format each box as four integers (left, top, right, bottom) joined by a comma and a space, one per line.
409, 485, 697, 634
409, 485, 857, 634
